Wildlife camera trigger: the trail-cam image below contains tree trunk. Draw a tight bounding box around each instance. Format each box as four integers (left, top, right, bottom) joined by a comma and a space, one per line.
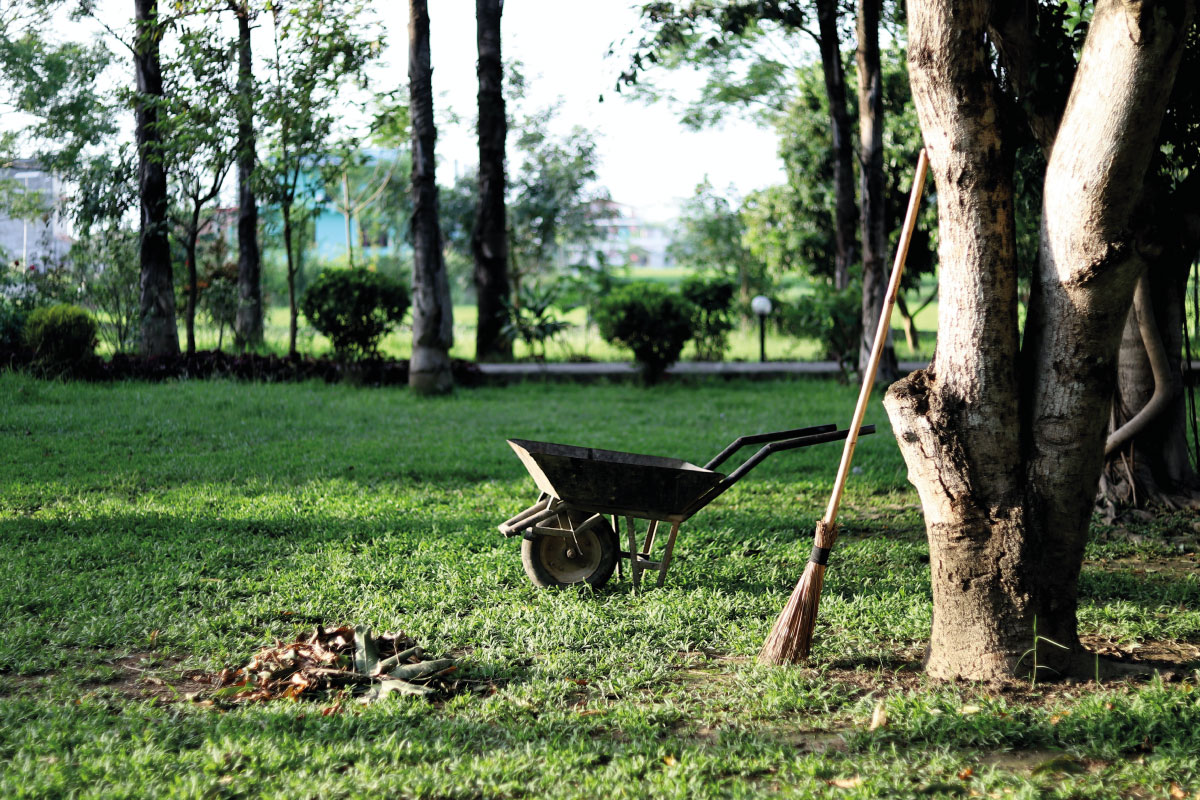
232, 4, 263, 350
408, 0, 454, 394
1102, 223, 1200, 512
134, 0, 178, 357
855, 0, 898, 382
185, 205, 201, 357
283, 204, 297, 358
815, 0, 856, 291
884, 0, 1191, 683
473, 0, 511, 362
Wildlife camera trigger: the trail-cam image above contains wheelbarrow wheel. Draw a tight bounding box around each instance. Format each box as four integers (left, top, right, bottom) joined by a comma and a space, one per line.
521, 510, 618, 589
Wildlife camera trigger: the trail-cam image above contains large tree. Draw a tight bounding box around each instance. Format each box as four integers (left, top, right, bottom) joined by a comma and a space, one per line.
134, 0, 178, 356
229, 0, 263, 350
408, 0, 454, 394
472, 0, 510, 362
884, 0, 1193, 682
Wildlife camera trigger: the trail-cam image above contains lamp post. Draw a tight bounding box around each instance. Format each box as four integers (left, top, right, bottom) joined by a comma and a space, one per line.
751, 294, 772, 362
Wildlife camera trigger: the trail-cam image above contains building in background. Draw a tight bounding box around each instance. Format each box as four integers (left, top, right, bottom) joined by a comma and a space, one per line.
574, 200, 674, 269
0, 160, 71, 269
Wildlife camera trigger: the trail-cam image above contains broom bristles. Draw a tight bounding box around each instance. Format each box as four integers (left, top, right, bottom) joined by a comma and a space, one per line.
758, 560, 826, 665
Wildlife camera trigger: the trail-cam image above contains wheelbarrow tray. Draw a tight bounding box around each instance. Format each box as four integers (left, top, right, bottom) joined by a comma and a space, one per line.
507, 438, 724, 521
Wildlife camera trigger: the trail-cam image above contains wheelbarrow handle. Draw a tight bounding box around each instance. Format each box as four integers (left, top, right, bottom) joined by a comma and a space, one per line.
703, 423, 838, 471
683, 425, 876, 518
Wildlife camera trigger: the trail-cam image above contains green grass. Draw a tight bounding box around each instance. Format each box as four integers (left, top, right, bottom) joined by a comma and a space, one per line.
1, 375, 1197, 798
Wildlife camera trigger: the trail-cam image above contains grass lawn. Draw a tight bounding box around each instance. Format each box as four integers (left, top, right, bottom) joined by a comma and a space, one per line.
2, 374, 1198, 798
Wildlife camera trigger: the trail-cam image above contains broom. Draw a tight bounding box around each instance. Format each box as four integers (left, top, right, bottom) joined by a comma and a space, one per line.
759, 148, 930, 665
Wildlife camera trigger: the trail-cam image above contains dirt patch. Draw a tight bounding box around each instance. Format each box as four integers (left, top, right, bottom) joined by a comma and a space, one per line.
89, 653, 208, 702
0, 670, 57, 697
1088, 551, 1200, 580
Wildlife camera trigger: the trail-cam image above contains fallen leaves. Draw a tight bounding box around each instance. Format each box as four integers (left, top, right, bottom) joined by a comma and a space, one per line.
197, 624, 458, 705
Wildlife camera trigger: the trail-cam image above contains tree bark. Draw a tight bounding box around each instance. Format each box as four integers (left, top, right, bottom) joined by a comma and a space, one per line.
232, 3, 264, 350
815, 0, 856, 291
283, 204, 298, 358
408, 0, 454, 394
185, 204, 200, 356
855, 0, 898, 382
884, 0, 1192, 683
134, 0, 178, 357
473, 0, 511, 362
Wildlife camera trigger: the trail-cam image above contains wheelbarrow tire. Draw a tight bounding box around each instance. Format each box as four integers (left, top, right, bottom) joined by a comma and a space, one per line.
521, 511, 618, 589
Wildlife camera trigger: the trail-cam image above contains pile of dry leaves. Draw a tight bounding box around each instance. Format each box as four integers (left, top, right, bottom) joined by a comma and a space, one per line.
201, 624, 458, 705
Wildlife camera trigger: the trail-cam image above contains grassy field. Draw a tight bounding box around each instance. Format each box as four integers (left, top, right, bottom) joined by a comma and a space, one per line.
1, 374, 1198, 798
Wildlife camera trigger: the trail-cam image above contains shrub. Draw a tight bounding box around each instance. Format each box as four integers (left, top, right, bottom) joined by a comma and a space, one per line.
23, 303, 98, 372
594, 282, 695, 383
501, 282, 572, 361
680, 273, 736, 361
199, 262, 240, 351
0, 298, 29, 357
300, 269, 410, 358
777, 283, 862, 372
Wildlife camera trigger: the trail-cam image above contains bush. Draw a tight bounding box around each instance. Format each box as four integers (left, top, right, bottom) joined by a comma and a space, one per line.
501, 282, 572, 361
777, 283, 862, 372
681, 273, 736, 361
23, 304, 98, 372
0, 299, 29, 357
594, 282, 695, 383
300, 269, 410, 358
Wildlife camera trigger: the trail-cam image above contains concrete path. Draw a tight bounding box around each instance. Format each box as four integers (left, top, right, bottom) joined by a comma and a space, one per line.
476, 360, 930, 378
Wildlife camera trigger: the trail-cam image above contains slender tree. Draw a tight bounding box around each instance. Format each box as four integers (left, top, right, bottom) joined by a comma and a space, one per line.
814, 0, 856, 290
884, 0, 1193, 682
473, 0, 510, 361
229, 0, 263, 350
133, 0, 178, 356
408, 0, 454, 393
854, 0, 896, 380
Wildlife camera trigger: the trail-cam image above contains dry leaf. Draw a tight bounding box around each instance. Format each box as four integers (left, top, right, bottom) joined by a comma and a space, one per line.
828, 776, 864, 789
959, 704, 982, 715
869, 701, 888, 731
1169, 784, 1186, 799
957, 767, 974, 780
662, 755, 677, 766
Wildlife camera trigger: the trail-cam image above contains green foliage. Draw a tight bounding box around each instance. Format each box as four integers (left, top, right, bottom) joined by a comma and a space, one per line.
300, 269, 409, 359
777, 282, 862, 370
199, 261, 239, 352
594, 282, 695, 381
70, 226, 140, 354
670, 178, 767, 300
501, 283, 572, 361
509, 103, 607, 279
681, 273, 735, 360
22, 303, 96, 369
0, 298, 28, 355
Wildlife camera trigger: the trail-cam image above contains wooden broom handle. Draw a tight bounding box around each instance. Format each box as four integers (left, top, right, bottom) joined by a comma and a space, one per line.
821, 148, 929, 528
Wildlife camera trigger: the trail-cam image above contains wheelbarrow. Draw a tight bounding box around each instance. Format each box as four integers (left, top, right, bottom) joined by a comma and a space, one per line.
498, 423, 875, 589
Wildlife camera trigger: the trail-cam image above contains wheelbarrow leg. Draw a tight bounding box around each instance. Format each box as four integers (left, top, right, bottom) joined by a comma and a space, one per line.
655, 522, 681, 588
641, 520, 659, 556
613, 515, 623, 581
625, 515, 641, 590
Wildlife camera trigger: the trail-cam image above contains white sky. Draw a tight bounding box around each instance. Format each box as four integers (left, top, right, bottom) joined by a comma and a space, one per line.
371, 1, 787, 222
